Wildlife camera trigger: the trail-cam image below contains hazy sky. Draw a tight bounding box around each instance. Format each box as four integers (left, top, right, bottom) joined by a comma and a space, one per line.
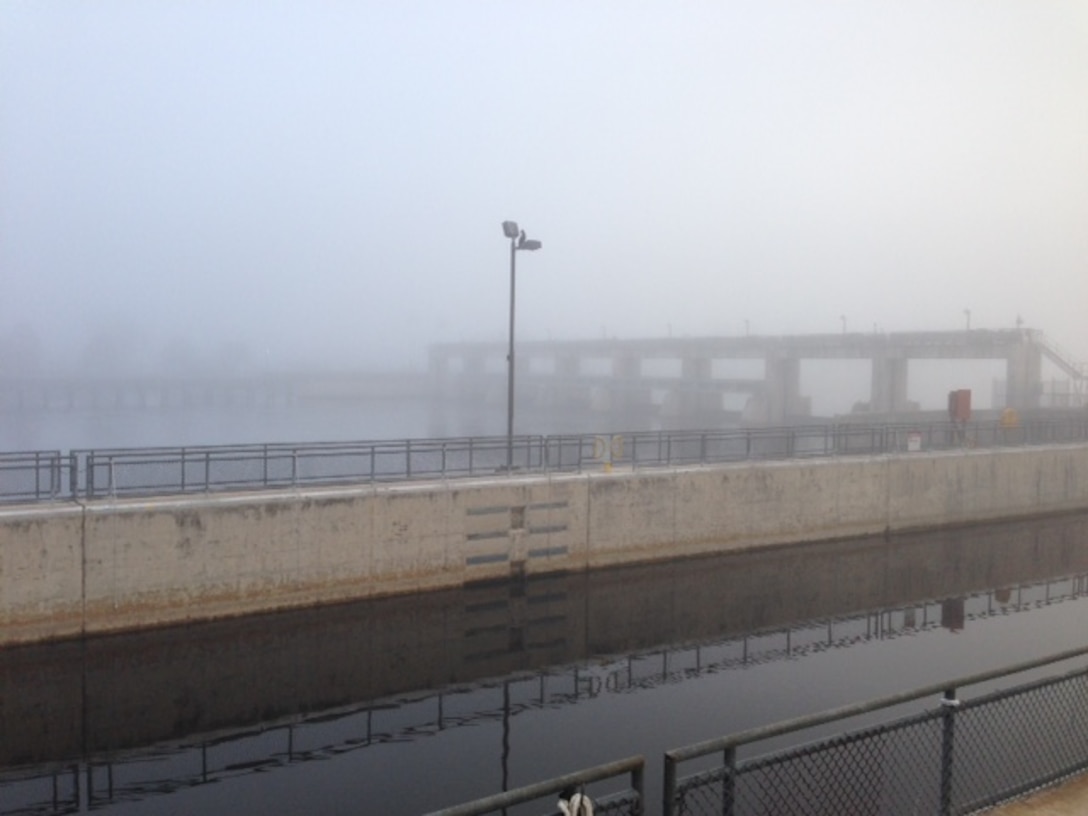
3, 1, 1086, 373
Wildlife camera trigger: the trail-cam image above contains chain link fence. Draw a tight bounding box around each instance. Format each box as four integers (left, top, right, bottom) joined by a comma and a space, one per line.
665, 647, 1088, 816
2, 415, 1087, 503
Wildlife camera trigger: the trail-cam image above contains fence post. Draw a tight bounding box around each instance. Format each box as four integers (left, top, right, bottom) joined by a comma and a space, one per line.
939, 687, 959, 816
631, 751, 645, 814
723, 746, 737, 816
406, 439, 412, 479
180, 448, 187, 492
204, 452, 211, 493
69, 452, 78, 499
108, 456, 116, 498
663, 755, 677, 816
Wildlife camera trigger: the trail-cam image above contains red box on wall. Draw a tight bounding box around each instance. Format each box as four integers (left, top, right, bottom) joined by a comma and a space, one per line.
947, 389, 972, 422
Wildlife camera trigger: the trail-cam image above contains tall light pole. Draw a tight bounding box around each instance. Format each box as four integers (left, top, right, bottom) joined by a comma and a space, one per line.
501, 221, 542, 470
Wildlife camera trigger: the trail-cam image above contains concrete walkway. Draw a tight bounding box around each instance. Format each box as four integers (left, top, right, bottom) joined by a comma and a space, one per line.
985, 773, 1088, 815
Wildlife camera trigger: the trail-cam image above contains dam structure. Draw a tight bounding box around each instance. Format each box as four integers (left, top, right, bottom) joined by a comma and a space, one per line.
2, 326, 1087, 647
3, 328, 1085, 433
3, 421, 1088, 647
430, 327, 1088, 425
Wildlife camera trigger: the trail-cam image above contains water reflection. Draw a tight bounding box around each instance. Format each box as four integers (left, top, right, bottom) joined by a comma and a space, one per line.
3, 512, 1088, 814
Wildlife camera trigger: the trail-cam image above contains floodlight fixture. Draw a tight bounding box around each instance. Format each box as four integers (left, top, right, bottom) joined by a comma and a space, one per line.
502, 221, 520, 239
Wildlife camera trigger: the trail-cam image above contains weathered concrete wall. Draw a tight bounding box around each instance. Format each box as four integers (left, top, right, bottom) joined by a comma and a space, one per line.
2, 444, 1087, 646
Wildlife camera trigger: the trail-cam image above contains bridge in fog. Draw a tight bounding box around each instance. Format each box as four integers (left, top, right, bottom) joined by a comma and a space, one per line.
2, 328, 1085, 426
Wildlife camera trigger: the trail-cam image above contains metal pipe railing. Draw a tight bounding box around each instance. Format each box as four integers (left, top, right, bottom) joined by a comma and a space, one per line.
3, 416, 1088, 504
423, 755, 644, 816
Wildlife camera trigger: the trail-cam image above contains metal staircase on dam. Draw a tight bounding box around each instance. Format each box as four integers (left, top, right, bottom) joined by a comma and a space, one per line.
1036, 331, 1088, 402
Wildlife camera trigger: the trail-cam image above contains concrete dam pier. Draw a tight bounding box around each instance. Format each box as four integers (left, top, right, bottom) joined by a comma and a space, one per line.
3, 443, 1088, 646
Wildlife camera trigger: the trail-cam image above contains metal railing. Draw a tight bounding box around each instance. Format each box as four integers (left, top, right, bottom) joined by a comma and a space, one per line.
663, 645, 1088, 816
424, 756, 645, 816
0, 450, 64, 503
2, 415, 1087, 504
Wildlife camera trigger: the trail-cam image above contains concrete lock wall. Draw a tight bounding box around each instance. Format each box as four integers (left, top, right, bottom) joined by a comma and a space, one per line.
2, 444, 1088, 646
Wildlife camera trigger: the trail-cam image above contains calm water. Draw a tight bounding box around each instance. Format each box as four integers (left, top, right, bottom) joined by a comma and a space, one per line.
0, 395, 686, 452
3, 512, 1088, 815
0, 402, 445, 452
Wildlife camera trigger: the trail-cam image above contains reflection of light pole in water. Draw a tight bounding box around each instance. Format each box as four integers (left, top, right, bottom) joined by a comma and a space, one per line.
502, 680, 511, 794
501, 221, 542, 471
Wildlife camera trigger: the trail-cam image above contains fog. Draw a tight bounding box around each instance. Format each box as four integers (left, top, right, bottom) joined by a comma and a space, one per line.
3, 2, 1087, 378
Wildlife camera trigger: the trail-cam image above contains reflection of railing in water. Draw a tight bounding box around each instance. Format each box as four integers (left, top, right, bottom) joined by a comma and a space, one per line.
4, 572, 1087, 815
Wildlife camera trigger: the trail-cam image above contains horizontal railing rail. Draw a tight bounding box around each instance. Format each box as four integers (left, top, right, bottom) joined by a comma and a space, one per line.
664, 644, 1088, 816
423, 755, 645, 816
2, 414, 1087, 504
0, 450, 64, 504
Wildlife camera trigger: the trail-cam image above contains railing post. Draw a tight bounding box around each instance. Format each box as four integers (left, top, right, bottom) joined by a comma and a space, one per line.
204, 452, 211, 493
180, 448, 187, 492
939, 687, 959, 816
108, 456, 116, 498
723, 745, 737, 816
631, 757, 645, 816
663, 754, 677, 816
69, 452, 78, 499
406, 439, 412, 479
87, 454, 95, 500
291, 450, 298, 487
